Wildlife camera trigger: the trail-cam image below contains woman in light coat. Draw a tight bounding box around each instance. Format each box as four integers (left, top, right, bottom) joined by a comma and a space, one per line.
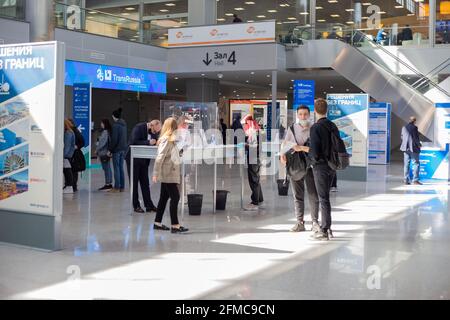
152, 117, 189, 233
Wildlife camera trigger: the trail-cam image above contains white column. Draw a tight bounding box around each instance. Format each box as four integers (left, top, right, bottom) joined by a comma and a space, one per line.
188, 0, 217, 26
429, 0, 436, 47
26, 0, 55, 42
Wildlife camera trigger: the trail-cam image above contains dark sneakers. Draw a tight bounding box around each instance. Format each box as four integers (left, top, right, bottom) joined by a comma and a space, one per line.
154, 224, 170, 231
171, 226, 189, 234
146, 206, 157, 213
99, 184, 113, 191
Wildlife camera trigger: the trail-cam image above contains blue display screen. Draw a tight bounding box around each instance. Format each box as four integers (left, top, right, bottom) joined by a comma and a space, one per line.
65, 60, 166, 94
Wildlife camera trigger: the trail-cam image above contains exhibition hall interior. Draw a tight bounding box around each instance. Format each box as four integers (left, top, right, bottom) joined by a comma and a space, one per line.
0, 0, 450, 302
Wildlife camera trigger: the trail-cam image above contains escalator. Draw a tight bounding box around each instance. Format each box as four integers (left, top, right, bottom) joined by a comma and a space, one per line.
285, 32, 450, 141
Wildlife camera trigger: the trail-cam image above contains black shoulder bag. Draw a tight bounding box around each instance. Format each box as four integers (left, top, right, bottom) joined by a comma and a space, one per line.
285, 125, 308, 181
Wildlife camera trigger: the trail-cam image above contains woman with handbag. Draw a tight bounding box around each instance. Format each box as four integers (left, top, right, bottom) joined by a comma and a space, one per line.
152, 117, 189, 234
96, 119, 113, 191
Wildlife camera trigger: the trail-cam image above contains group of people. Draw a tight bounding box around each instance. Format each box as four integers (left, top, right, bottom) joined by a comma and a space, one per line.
63, 96, 423, 241
93, 112, 189, 234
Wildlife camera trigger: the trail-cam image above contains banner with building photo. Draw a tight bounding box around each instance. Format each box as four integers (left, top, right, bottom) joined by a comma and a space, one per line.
0, 42, 63, 216
327, 94, 369, 168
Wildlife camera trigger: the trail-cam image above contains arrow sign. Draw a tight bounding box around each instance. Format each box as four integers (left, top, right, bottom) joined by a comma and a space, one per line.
203, 52, 212, 66
77, 124, 85, 133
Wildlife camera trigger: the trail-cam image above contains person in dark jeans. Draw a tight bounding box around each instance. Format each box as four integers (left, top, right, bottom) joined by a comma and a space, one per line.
243, 114, 263, 210
309, 98, 339, 241
400, 116, 422, 185
126, 120, 159, 213
108, 108, 128, 192
68, 118, 85, 192
281, 105, 320, 233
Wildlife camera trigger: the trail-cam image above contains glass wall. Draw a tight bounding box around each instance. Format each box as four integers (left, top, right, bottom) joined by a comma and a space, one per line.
0, 0, 25, 20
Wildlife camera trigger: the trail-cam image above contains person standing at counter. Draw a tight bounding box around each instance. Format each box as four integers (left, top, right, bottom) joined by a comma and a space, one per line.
126, 120, 159, 213
400, 116, 422, 185
152, 117, 189, 234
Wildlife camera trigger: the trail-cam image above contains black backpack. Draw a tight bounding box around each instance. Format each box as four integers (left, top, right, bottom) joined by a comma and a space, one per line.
318, 122, 350, 171
70, 148, 86, 172
285, 125, 309, 181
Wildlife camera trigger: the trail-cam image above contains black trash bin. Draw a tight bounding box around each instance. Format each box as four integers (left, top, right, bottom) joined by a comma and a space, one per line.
277, 179, 289, 196
187, 194, 203, 215
214, 190, 229, 210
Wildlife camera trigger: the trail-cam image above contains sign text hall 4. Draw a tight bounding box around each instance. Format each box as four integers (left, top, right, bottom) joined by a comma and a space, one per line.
203, 51, 237, 66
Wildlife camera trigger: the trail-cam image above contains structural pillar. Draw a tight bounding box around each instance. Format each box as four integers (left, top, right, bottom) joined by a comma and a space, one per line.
429, 0, 436, 47
186, 78, 220, 103
188, 0, 217, 26
26, 0, 55, 42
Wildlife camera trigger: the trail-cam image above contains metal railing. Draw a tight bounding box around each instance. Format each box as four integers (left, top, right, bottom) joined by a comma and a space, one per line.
288, 24, 450, 100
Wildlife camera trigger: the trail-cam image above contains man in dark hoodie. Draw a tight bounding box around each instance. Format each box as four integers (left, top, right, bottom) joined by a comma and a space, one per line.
108, 108, 128, 192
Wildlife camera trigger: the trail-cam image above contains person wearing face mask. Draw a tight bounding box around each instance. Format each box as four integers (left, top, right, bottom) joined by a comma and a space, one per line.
125, 119, 158, 214
281, 105, 320, 232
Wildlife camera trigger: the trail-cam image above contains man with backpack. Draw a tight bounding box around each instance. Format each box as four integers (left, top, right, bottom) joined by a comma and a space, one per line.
281, 105, 320, 233
309, 98, 348, 241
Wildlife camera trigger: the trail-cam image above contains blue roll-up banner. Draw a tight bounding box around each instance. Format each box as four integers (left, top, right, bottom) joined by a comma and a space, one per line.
73, 83, 91, 167
368, 102, 391, 165
293, 80, 315, 112
267, 102, 280, 142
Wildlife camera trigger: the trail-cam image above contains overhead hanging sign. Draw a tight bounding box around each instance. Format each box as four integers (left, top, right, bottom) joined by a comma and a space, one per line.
73, 83, 92, 166
327, 94, 369, 168
168, 21, 276, 47
0, 42, 63, 216
65, 60, 167, 94
368, 102, 391, 165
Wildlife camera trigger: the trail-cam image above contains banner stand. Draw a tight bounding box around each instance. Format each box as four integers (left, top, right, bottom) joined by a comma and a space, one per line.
0, 41, 65, 251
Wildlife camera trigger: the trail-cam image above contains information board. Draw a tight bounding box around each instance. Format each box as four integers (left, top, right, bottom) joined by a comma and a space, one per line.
368, 102, 391, 164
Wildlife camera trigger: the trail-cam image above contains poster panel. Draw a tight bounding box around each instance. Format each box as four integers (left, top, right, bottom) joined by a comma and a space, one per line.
73, 83, 91, 166
0, 42, 63, 216
327, 94, 369, 167
368, 102, 391, 165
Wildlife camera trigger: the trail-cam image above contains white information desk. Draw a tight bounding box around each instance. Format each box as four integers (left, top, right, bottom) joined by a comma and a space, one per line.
129, 145, 245, 219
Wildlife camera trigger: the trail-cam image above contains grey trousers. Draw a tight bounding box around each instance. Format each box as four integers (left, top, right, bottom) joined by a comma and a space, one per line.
291, 169, 320, 223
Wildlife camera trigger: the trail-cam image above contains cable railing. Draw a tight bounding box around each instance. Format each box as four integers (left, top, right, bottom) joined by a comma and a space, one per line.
290, 24, 450, 100
54, 2, 171, 47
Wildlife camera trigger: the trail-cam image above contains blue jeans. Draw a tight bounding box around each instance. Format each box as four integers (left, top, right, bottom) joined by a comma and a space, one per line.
404, 151, 420, 182
101, 160, 112, 185
112, 151, 126, 189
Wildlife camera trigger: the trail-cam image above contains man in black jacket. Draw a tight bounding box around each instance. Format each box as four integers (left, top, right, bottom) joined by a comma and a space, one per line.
308, 98, 339, 241
126, 120, 159, 213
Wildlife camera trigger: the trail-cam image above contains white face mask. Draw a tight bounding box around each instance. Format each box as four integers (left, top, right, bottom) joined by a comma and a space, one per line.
298, 119, 310, 127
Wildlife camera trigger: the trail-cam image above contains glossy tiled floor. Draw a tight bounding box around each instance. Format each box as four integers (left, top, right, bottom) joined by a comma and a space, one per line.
0, 160, 449, 300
